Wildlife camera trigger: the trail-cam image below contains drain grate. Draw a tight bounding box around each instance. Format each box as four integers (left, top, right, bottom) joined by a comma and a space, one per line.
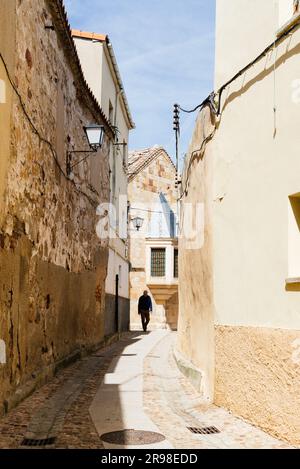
21, 437, 56, 447
188, 426, 220, 435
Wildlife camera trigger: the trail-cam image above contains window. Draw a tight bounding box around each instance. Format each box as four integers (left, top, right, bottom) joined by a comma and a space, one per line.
151, 248, 166, 277
288, 194, 300, 279
174, 249, 178, 278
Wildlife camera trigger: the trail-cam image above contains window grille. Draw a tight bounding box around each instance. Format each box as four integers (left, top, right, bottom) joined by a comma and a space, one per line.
174, 249, 178, 278
151, 248, 166, 277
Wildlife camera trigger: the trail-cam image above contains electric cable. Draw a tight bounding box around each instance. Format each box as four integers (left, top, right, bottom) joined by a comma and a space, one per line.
0, 51, 104, 209
177, 15, 300, 201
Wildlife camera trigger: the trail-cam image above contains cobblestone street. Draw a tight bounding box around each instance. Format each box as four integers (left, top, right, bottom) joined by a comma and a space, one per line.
0, 332, 294, 449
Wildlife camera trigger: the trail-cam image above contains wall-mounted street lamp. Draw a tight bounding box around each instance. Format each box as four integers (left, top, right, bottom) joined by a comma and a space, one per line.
132, 216, 144, 232
66, 125, 105, 178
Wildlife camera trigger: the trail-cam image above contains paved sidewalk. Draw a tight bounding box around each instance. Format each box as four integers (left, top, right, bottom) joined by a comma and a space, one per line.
0, 331, 294, 449
144, 332, 292, 449
0, 336, 136, 449
90, 330, 172, 449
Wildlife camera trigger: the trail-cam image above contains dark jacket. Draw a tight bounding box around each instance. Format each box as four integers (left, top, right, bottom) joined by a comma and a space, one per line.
138, 295, 152, 314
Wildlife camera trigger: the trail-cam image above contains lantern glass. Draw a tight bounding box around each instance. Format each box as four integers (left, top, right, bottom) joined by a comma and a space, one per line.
132, 216, 144, 231
84, 125, 105, 149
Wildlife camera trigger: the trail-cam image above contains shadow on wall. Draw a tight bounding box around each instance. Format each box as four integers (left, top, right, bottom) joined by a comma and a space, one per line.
165, 292, 178, 331
104, 293, 130, 337
159, 192, 176, 238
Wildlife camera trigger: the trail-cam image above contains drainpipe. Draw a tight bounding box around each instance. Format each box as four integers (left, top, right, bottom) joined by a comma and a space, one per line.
112, 88, 123, 225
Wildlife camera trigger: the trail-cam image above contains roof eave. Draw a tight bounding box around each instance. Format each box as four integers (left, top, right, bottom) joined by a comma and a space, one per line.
70, 27, 135, 130
48, 1, 115, 138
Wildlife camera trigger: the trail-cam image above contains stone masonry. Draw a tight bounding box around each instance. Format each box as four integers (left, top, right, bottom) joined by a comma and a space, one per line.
128, 146, 178, 331
0, 0, 113, 415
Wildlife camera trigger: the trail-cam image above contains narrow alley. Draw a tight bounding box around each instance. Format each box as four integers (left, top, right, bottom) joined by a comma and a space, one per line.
0, 332, 291, 450
1, 0, 300, 457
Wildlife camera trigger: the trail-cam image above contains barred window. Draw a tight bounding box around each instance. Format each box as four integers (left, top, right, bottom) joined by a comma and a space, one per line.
174, 249, 178, 278
151, 248, 166, 277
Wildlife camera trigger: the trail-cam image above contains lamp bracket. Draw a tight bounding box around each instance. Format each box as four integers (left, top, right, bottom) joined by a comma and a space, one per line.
66, 148, 97, 175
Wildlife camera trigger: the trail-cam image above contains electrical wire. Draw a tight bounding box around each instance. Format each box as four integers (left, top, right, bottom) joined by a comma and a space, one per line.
179, 92, 217, 115
178, 15, 300, 202
179, 15, 300, 120
217, 16, 300, 115
130, 206, 175, 215
178, 128, 216, 202
0, 51, 103, 209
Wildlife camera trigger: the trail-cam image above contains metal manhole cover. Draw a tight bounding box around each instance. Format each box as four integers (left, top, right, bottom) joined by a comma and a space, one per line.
101, 429, 166, 445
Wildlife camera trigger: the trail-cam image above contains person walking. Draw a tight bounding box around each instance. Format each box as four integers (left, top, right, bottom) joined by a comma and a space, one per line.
138, 290, 152, 332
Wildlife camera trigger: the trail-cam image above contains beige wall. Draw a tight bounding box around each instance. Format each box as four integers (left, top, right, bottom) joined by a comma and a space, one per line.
74, 36, 131, 302
215, 0, 280, 89
73, 38, 103, 104
212, 25, 300, 444
178, 2, 300, 444
214, 27, 300, 330
279, 0, 297, 25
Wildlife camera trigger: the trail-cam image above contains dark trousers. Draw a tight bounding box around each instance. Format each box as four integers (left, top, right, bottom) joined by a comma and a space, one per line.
140, 310, 150, 332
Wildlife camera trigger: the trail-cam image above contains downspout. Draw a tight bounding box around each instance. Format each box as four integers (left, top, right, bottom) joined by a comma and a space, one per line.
112, 88, 122, 227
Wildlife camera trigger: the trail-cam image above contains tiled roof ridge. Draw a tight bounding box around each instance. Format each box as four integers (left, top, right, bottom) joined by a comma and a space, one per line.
128, 146, 175, 181
71, 29, 107, 42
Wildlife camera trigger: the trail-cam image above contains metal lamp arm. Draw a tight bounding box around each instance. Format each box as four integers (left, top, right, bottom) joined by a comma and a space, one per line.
67, 148, 97, 171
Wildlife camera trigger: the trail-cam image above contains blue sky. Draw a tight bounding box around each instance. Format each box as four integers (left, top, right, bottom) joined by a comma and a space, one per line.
64, 0, 216, 162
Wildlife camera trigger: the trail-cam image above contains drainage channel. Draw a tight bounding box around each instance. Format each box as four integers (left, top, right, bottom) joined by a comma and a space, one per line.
18, 353, 112, 448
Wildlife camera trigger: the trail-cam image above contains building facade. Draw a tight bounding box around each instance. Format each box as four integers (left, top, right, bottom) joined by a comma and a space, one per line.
128, 147, 178, 331
177, 0, 300, 445
72, 30, 135, 336
0, 0, 112, 414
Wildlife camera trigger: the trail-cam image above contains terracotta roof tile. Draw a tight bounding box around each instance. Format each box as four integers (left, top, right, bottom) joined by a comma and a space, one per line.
71, 29, 107, 42
128, 146, 175, 180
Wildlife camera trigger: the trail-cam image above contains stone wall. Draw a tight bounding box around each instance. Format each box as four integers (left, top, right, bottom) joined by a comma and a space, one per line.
0, 0, 111, 413
128, 149, 178, 331
0, 0, 16, 227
